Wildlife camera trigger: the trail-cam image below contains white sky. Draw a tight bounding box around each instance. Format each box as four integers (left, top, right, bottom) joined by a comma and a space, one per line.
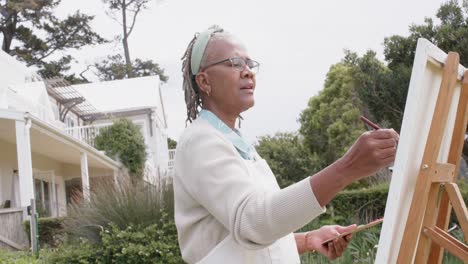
53, 0, 445, 143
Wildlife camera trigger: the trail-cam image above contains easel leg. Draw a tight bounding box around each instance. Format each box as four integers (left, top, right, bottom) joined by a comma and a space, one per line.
429, 71, 468, 264
415, 183, 444, 262
445, 183, 468, 239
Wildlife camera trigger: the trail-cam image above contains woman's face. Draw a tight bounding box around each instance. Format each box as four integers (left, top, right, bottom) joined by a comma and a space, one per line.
197, 36, 256, 115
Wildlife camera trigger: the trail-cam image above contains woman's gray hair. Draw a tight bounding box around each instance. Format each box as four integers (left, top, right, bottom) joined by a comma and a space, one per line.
181, 25, 225, 124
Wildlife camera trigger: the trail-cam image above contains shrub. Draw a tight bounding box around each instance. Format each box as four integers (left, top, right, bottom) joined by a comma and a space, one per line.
0, 250, 42, 264
39, 239, 102, 264
94, 118, 147, 178
168, 137, 177, 149
99, 218, 182, 263
318, 183, 389, 226
37, 216, 183, 264
23, 217, 66, 248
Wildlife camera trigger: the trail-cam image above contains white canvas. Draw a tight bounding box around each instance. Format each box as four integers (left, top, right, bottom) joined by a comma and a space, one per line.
375, 38, 465, 263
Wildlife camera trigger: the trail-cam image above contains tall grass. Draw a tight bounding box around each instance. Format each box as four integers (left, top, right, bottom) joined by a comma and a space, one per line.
65, 177, 174, 241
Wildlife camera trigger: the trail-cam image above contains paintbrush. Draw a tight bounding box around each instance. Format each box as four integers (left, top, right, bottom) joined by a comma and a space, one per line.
360, 115, 381, 130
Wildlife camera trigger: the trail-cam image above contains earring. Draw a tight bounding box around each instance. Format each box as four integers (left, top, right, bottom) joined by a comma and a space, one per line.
206, 90, 211, 97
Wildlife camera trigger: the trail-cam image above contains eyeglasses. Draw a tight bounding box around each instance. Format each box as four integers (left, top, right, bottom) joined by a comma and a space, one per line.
201, 57, 260, 74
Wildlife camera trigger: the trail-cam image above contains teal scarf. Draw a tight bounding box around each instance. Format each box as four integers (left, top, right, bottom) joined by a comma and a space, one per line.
200, 109, 254, 160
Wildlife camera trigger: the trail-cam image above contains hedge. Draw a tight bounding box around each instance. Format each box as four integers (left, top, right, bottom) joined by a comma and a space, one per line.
302, 180, 468, 229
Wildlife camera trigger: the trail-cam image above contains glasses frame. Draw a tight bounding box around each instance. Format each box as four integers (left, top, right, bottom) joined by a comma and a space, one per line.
199, 57, 260, 74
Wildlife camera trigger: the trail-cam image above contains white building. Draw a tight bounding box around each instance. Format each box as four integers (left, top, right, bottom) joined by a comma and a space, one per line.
0, 50, 170, 250
71, 76, 170, 184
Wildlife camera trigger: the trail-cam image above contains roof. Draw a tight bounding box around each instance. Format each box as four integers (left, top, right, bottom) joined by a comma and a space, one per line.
87, 106, 155, 121
0, 50, 41, 86
72, 76, 166, 126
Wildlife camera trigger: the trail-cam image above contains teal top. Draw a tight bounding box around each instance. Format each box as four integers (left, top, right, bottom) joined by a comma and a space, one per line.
199, 109, 254, 160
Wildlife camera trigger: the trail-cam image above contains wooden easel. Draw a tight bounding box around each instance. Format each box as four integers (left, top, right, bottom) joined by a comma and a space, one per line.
397, 52, 468, 263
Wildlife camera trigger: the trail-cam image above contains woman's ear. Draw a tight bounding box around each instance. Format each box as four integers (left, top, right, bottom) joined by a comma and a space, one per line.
195, 72, 211, 95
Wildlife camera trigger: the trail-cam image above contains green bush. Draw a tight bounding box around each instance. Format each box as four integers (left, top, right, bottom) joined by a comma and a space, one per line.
318, 184, 389, 226
307, 180, 468, 228
0, 250, 42, 264
39, 239, 102, 264
23, 217, 66, 248
94, 118, 147, 178
99, 217, 182, 263
58, 177, 182, 262
37, 215, 182, 264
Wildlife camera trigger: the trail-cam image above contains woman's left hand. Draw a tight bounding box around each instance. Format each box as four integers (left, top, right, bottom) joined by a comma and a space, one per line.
305, 224, 356, 260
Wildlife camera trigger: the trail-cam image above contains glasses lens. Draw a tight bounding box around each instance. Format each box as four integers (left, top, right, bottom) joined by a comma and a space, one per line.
230, 58, 245, 70
247, 59, 259, 74
229, 58, 259, 74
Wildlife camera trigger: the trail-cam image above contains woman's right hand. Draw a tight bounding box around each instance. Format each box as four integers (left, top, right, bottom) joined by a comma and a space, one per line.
338, 129, 399, 182
309, 128, 399, 207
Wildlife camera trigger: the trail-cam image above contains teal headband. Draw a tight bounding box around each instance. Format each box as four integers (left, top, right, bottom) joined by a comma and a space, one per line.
190, 27, 219, 75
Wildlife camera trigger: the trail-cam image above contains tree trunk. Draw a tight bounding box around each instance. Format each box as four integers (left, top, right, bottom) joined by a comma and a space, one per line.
1, 12, 17, 54
121, 0, 134, 78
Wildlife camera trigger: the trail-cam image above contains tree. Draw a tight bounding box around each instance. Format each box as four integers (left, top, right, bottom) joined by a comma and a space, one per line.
0, 0, 106, 83
354, 0, 468, 131
255, 133, 313, 188
102, 0, 148, 76
351, 50, 409, 131
94, 118, 147, 179
94, 54, 168, 81
299, 59, 394, 188
299, 63, 366, 172
98, 0, 168, 81
167, 137, 177, 149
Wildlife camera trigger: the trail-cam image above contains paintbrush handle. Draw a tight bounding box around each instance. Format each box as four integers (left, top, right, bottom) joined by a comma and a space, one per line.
360, 116, 381, 130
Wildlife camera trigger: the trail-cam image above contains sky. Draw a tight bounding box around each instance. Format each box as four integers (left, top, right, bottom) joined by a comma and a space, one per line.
53, 0, 446, 143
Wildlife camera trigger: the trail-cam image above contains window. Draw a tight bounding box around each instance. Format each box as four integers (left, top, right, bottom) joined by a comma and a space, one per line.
34, 179, 51, 217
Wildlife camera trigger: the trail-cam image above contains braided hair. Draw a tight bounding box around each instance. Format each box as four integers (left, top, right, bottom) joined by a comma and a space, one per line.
181, 25, 224, 124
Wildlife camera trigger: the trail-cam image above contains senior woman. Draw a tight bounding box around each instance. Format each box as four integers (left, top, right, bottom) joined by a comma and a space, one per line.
174, 25, 399, 264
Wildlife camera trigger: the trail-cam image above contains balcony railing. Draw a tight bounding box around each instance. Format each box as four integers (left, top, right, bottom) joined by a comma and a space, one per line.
4, 87, 54, 124
64, 123, 112, 146
168, 149, 176, 172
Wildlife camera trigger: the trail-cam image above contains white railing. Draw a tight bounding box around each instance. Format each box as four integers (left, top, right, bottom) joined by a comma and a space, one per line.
168, 149, 176, 172
64, 123, 113, 146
